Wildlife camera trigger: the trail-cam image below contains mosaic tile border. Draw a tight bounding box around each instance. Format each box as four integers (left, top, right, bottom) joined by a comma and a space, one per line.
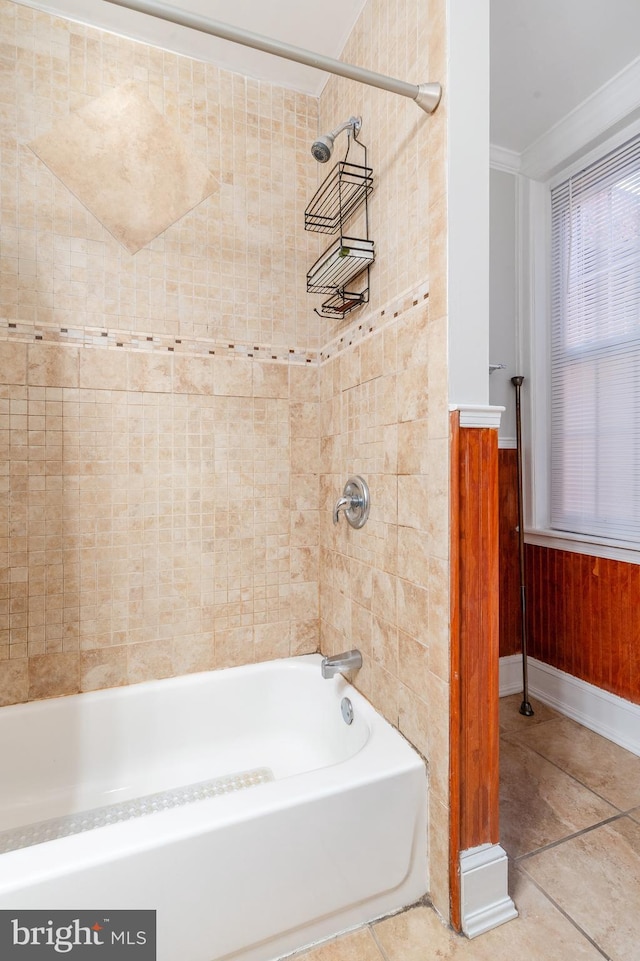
0, 281, 429, 369
319, 280, 430, 363
0, 317, 318, 366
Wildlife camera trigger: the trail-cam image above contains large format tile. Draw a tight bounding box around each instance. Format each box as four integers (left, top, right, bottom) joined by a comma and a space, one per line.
296, 927, 383, 961
500, 738, 616, 858
499, 694, 559, 733
523, 817, 640, 961
29, 82, 218, 253
508, 716, 640, 810
372, 871, 603, 960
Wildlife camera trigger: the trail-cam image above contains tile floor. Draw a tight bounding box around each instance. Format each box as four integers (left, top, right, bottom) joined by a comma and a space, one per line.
292, 695, 640, 961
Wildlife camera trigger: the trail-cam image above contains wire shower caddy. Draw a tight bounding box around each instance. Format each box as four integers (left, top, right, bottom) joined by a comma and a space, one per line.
305, 129, 374, 319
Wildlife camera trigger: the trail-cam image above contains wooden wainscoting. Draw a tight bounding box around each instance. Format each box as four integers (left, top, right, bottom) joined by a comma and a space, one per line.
526, 544, 640, 706
498, 448, 521, 657
497, 444, 640, 706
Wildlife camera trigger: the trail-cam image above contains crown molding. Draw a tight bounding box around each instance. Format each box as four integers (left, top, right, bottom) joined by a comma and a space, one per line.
521, 55, 640, 181
489, 144, 521, 174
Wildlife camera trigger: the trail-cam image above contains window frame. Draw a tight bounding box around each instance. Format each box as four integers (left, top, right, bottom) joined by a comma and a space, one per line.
524, 118, 640, 565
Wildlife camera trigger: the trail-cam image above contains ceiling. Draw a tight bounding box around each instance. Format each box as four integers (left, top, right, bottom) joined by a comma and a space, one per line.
21, 0, 368, 96
491, 0, 640, 154
15, 0, 640, 155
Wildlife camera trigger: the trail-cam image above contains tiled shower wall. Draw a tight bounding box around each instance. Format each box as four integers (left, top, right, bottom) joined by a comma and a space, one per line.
0, 344, 320, 701
317, 0, 449, 919
0, 1, 322, 703
0, 0, 321, 348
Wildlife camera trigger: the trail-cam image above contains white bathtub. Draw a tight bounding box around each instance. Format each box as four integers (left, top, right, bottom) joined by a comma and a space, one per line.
0, 655, 428, 961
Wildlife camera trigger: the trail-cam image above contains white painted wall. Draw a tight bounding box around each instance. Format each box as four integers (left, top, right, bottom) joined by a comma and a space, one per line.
447, 0, 490, 408
489, 168, 518, 445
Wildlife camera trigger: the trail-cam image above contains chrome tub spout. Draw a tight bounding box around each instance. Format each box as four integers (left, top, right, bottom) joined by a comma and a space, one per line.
321, 649, 363, 679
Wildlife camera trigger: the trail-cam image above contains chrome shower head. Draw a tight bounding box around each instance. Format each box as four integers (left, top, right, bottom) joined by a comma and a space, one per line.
311, 116, 362, 163
311, 134, 335, 163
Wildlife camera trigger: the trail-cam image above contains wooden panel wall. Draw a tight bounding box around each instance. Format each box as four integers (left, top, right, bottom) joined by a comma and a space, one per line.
498, 449, 521, 656
526, 545, 640, 706
450, 413, 501, 929
498, 446, 640, 706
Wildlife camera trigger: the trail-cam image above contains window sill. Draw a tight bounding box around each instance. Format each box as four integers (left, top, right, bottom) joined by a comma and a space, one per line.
525, 529, 640, 566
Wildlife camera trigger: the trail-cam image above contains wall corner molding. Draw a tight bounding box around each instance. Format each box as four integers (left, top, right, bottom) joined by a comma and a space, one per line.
460, 843, 518, 938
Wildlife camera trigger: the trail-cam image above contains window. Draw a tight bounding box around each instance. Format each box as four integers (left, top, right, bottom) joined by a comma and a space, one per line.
550, 133, 640, 544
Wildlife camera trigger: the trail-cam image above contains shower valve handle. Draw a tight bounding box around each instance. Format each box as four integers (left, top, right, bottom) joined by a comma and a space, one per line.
332, 477, 370, 529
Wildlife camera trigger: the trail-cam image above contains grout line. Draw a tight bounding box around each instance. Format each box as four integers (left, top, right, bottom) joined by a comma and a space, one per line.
515, 812, 627, 863
368, 895, 434, 961
515, 862, 614, 961
500, 730, 630, 813
369, 925, 392, 961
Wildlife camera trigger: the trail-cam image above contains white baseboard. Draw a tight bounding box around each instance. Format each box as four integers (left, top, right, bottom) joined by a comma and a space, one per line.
499, 654, 640, 757
499, 653, 524, 696
460, 843, 518, 938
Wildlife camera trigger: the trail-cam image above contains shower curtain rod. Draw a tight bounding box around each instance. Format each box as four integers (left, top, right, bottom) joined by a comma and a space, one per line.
103, 0, 442, 113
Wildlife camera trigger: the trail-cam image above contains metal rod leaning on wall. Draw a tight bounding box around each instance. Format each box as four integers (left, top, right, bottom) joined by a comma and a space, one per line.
511, 376, 534, 717
103, 0, 442, 114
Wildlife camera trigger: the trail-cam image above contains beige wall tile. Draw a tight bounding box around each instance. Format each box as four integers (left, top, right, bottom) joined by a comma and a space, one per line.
371, 569, 397, 623
212, 357, 252, 397
80, 348, 128, 390
397, 308, 429, 370
289, 618, 318, 655
427, 797, 450, 921
254, 622, 291, 662
398, 684, 430, 758
127, 639, 174, 684
397, 364, 429, 422
398, 419, 429, 475
397, 578, 429, 643
28, 344, 79, 387
80, 646, 127, 691
371, 615, 398, 674
171, 633, 215, 675
291, 510, 319, 548
215, 627, 254, 669
127, 352, 173, 392
290, 365, 319, 403
291, 402, 320, 439
291, 474, 320, 512
398, 631, 430, 700
397, 527, 430, 588
28, 651, 79, 699
290, 546, 319, 583
173, 355, 214, 395
397, 475, 429, 530
253, 363, 289, 399
0, 342, 27, 385
291, 437, 320, 474
0, 657, 29, 706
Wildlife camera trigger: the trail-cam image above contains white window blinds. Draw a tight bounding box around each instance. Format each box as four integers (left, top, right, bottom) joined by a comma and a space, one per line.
550, 133, 640, 543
